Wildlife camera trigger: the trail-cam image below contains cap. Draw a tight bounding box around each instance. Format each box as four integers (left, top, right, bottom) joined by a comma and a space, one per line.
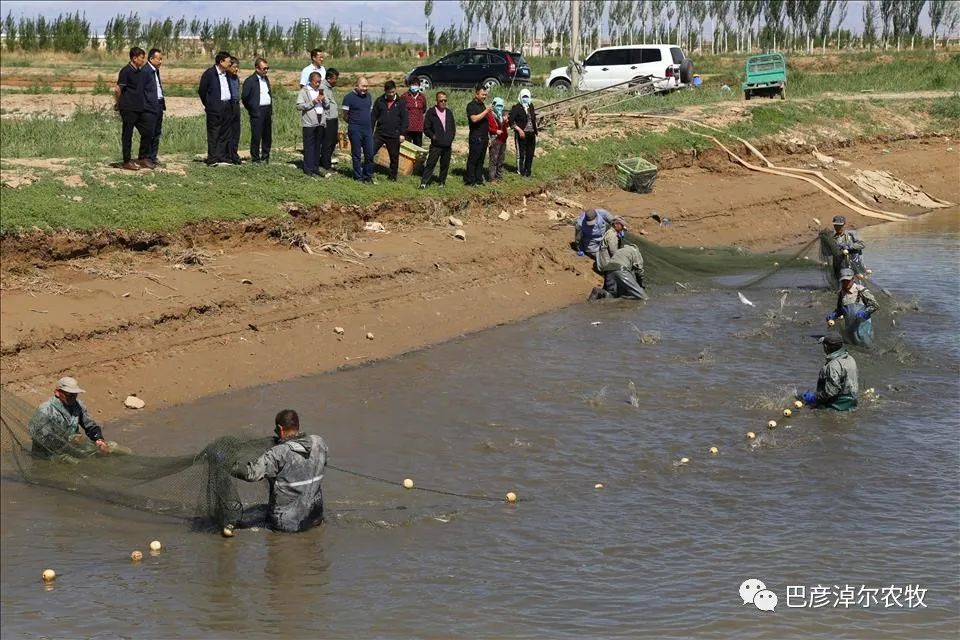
612, 216, 629, 229
819, 334, 844, 351
838, 268, 855, 281
56, 376, 85, 394
832, 215, 846, 225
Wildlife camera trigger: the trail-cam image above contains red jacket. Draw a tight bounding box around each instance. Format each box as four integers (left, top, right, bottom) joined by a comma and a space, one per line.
401, 91, 427, 132
487, 111, 509, 143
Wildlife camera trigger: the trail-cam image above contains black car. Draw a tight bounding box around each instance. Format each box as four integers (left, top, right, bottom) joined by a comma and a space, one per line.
407, 48, 531, 91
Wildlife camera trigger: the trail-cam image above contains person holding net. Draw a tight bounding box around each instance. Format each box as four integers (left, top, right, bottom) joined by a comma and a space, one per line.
588, 236, 649, 302
799, 335, 860, 411
227, 409, 328, 535
831, 215, 867, 276
27, 377, 129, 463
826, 268, 880, 347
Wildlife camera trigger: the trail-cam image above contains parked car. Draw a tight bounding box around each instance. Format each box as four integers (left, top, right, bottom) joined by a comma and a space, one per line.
545, 44, 693, 93
407, 48, 532, 91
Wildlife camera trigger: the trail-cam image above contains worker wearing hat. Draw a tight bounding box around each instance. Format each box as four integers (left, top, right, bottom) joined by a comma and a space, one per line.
27, 377, 126, 462
831, 215, 867, 276
826, 267, 880, 346
799, 334, 860, 411
574, 208, 616, 260
595, 215, 630, 272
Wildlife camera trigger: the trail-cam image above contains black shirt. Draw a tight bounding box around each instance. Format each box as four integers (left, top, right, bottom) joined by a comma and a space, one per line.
117, 63, 145, 112
466, 98, 489, 141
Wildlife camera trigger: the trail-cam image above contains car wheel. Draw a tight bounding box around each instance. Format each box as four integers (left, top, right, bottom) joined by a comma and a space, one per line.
779, 87, 786, 100
483, 77, 501, 90
549, 78, 571, 92
417, 75, 432, 90
744, 91, 751, 101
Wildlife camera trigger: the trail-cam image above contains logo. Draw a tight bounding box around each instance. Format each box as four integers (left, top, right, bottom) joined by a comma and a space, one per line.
740, 578, 778, 612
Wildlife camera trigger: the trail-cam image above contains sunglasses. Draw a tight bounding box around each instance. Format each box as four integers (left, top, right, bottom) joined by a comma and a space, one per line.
260, 67, 270, 71
437, 99, 448, 103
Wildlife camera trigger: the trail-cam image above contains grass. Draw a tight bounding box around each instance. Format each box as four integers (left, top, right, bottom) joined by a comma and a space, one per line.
2, 93, 945, 234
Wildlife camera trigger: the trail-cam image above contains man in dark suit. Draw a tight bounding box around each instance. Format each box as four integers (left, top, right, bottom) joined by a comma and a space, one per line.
241, 57, 272, 164
198, 51, 234, 165
143, 48, 165, 165
420, 91, 456, 189
115, 47, 155, 171
226, 57, 242, 164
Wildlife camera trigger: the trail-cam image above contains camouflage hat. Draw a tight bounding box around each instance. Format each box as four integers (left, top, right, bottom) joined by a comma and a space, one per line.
838, 268, 856, 281
832, 215, 846, 225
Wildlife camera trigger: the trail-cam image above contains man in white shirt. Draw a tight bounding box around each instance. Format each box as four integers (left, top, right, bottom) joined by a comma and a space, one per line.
299, 48, 326, 87
198, 51, 236, 164
242, 57, 273, 163
144, 48, 165, 165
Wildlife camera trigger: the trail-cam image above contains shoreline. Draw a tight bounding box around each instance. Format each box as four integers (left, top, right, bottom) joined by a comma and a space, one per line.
1, 137, 956, 425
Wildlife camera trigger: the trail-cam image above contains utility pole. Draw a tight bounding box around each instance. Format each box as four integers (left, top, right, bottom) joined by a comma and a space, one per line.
360, 21, 364, 56
570, 0, 581, 91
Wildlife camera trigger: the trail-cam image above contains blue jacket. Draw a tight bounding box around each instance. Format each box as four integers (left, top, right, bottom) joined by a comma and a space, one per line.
198, 65, 229, 112
341, 90, 373, 130
116, 63, 145, 112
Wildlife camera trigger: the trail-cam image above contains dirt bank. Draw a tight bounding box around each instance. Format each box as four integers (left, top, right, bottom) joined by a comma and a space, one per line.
1, 138, 956, 423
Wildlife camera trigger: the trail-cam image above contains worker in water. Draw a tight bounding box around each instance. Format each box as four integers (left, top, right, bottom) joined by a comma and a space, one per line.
27, 377, 129, 463
799, 334, 859, 411
230, 409, 328, 534
595, 216, 629, 272
831, 215, 866, 276
826, 267, 880, 346
588, 237, 649, 301
574, 208, 615, 260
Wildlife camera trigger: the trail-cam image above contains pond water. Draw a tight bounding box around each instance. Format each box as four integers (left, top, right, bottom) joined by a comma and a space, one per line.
2, 211, 958, 639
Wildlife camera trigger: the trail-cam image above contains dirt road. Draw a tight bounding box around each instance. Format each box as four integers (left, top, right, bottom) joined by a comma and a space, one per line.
1, 137, 956, 422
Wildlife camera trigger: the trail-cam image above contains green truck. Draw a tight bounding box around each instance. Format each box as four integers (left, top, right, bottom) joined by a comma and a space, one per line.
742, 53, 786, 100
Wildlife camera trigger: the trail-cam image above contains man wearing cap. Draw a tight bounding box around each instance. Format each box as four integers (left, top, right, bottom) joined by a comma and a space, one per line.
574, 209, 616, 260
831, 215, 866, 276
27, 377, 125, 462
588, 236, 649, 301
799, 335, 860, 411
826, 268, 880, 346
595, 216, 629, 272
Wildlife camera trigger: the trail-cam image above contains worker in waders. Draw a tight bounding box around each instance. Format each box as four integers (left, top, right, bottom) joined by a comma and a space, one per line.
826, 268, 880, 347
799, 335, 859, 411
830, 215, 867, 278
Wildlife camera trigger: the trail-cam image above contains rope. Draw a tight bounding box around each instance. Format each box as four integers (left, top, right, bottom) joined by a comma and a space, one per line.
327, 463, 509, 503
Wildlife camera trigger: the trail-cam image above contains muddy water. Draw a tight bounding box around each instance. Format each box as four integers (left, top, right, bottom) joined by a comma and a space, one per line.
2, 212, 958, 639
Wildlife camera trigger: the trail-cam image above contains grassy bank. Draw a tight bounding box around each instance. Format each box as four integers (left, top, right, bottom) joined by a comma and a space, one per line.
1, 94, 954, 234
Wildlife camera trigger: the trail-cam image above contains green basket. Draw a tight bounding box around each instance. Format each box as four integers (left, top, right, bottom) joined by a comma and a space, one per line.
616, 157, 658, 193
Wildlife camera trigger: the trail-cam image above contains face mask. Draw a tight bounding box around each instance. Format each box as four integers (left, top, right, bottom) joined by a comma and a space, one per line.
521, 96, 530, 105
493, 105, 504, 116
410, 85, 420, 94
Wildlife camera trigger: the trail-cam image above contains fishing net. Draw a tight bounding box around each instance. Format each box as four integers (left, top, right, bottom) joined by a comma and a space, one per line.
620, 232, 821, 288
0, 387, 272, 530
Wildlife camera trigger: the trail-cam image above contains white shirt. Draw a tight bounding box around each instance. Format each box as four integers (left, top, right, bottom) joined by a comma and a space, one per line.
306, 86, 324, 115
217, 69, 231, 101
300, 64, 325, 87
258, 75, 271, 106
147, 62, 163, 99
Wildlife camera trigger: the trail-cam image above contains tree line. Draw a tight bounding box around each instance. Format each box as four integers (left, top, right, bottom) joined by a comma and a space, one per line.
3, 2, 959, 58
454, 0, 959, 56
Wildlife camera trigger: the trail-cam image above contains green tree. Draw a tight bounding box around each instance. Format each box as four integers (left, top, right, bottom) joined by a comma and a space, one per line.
4, 12, 17, 50
424, 0, 434, 55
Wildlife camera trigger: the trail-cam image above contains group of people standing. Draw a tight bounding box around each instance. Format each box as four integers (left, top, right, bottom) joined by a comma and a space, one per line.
115, 47, 540, 187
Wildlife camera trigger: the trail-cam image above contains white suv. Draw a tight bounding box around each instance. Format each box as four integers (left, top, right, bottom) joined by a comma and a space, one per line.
545, 44, 693, 92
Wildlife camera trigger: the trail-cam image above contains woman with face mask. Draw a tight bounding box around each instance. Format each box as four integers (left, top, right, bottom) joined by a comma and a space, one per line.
509, 88, 539, 178
401, 82, 427, 147
486, 97, 509, 182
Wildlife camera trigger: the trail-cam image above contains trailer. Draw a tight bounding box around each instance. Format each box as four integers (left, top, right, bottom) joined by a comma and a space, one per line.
536, 76, 660, 130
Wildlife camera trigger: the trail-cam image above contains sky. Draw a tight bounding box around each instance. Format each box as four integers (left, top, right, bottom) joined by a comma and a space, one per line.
0, 0, 941, 39
0, 1, 464, 38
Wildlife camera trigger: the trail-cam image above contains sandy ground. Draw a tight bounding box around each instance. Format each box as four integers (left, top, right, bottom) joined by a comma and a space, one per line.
1, 137, 956, 424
